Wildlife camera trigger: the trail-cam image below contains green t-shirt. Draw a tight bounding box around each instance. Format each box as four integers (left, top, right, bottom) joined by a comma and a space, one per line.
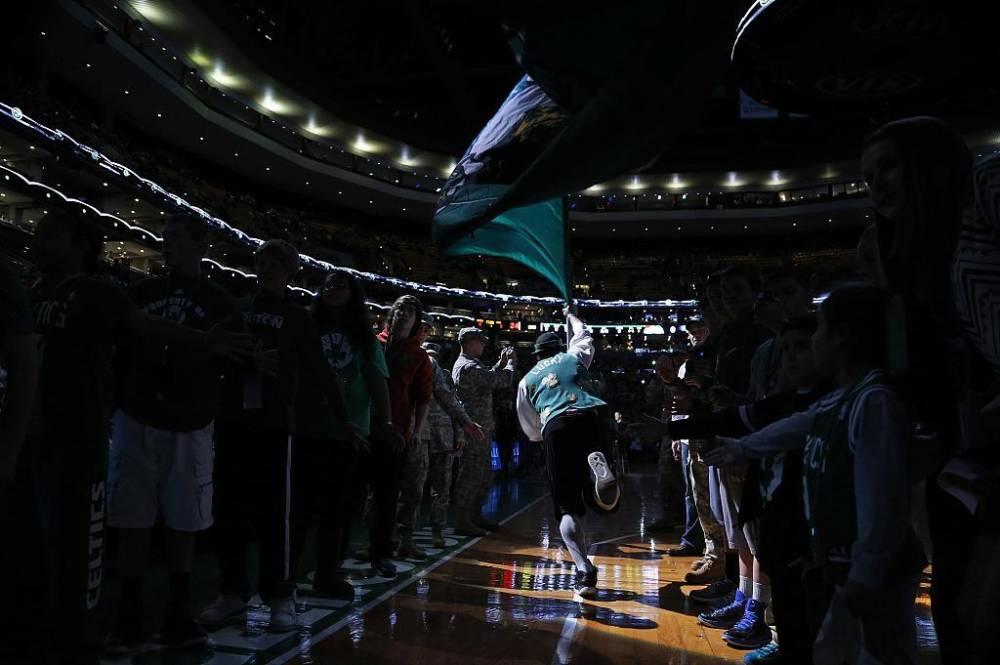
316, 325, 387, 437
31, 274, 136, 443
117, 273, 241, 431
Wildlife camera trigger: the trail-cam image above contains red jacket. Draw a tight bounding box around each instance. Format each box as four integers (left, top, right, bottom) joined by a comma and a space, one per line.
377, 330, 433, 442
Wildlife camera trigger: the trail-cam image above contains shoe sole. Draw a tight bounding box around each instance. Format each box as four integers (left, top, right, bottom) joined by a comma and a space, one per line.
588, 452, 620, 511
697, 616, 740, 629
722, 635, 772, 650
573, 586, 598, 601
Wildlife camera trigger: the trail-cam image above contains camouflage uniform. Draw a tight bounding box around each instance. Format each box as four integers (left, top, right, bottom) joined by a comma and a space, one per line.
645, 380, 686, 524
398, 354, 473, 531
452, 347, 515, 519
689, 441, 728, 561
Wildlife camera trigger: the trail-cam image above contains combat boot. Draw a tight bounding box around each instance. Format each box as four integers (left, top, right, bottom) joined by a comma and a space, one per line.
684, 555, 725, 584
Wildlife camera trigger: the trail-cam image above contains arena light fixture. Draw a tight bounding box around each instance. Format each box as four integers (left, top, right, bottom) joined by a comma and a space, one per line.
666, 174, 686, 189
259, 88, 296, 115
303, 115, 333, 137
625, 176, 645, 191
129, 0, 175, 27
353, 133, 380, 154
397, 146, 420, 168
723, 171, 746, 187
208, 61, 245, 89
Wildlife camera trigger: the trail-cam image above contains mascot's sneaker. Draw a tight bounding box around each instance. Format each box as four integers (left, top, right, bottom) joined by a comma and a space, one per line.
588, 451, 620, 511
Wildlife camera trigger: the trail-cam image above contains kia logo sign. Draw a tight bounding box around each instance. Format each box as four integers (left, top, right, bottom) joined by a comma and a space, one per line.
815, 71, 922, 97
851, 6, 945, 40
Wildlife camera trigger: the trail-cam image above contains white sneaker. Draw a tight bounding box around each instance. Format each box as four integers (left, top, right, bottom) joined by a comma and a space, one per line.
197, 594, 248, 629
588, 451, 620, 511
268, 597, 297, 633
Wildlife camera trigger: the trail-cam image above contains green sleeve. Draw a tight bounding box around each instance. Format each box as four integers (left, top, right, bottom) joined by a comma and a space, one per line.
369, 336, 389, 379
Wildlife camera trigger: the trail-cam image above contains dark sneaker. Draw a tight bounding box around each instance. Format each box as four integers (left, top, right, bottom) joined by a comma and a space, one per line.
573, 568, 598, 600
371, 557, 397, 579
587, 452, 620, 511
723, 599, 771, 650
311, 574, 356, 601
160, 603, 208, 646
698, 591, 747, 629
744, 640, 781, 663
689, 579, 737, 605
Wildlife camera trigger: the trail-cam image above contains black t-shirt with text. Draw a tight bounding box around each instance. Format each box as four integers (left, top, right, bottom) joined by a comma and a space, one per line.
116, 273, 241, 431
220, 293, 346, 432
31, 274, 135, 443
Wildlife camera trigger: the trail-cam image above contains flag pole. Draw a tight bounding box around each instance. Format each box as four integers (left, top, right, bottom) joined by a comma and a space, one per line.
563, 196, 573, 347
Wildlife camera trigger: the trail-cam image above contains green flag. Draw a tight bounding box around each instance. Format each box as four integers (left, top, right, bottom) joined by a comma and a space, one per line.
433, 76, 571, 299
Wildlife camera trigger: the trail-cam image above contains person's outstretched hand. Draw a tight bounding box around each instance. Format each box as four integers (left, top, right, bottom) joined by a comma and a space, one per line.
206, 323, 258, 362
702, 436, 746, 467
625, 414, 669, 443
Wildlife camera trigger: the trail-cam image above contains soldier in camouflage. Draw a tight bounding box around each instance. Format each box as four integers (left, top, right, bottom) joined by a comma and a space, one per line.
419, 343, 485, 548
451, 327, 517, 536
644, 349, 689, 532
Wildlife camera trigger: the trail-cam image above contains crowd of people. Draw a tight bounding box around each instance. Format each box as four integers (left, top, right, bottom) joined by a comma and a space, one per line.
620, 117, 1000, 665
0, 101, 998, 665
0, 206, 538, 663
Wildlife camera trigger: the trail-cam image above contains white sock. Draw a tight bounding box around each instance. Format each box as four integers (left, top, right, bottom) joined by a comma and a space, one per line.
752, 581, 771, 605
559, 514, 591, 572
740, 575, 752, 597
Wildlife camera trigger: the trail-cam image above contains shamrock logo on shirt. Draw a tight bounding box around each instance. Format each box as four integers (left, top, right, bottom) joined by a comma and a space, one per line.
542, 373, 559, 388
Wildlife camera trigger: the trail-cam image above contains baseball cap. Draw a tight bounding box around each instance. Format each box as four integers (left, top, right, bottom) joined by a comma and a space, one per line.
533, 331, 564, 354
421, 341, 442, 355
458, 327, 486, 343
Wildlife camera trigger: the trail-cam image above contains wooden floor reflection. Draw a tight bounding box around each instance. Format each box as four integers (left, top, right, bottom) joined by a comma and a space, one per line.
294, 471, 940, 665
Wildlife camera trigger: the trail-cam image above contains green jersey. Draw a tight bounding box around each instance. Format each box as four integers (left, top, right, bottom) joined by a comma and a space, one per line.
116, 273, 241, 431
31, 274, 136, 442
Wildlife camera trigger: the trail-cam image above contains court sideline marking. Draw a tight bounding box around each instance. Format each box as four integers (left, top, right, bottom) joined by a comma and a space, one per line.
269, 493, 550, 665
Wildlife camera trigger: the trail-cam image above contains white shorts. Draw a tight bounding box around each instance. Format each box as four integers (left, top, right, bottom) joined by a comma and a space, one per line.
108, 410, 214, 532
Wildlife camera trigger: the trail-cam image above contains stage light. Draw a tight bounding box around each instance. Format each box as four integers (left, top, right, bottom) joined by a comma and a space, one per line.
625, 176, 645, 191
